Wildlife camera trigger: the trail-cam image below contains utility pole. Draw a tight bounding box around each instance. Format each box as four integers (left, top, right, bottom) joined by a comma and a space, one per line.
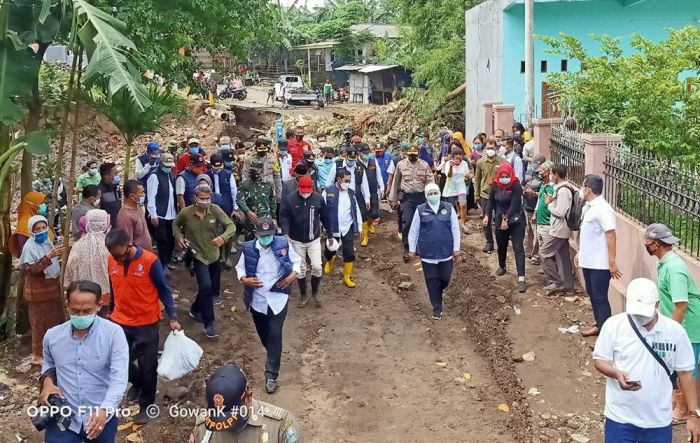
524, 0, 535, 127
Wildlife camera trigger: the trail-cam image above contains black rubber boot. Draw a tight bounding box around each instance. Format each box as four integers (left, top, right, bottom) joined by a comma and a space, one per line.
311, 276, 322, 306
298, 277, 308, 307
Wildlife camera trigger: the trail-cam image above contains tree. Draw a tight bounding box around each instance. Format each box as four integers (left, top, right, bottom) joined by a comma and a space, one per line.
541, 26, 700, 162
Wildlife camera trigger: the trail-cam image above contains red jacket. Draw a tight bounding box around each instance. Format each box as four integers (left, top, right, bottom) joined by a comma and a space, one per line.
287, 138, 311, 174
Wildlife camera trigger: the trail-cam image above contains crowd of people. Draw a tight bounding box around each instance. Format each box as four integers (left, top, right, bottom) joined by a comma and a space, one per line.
8, 119, 700, 442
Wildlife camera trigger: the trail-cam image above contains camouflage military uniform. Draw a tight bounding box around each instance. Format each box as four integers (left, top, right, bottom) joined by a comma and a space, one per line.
190, 399, 302, 443
237, 171, 276, 240
242, 152, 282, 199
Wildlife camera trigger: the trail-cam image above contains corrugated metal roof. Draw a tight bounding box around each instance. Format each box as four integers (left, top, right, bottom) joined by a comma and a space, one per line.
334, 64, 365, 72
293, 40, 340, 50
358, 64, 399, 73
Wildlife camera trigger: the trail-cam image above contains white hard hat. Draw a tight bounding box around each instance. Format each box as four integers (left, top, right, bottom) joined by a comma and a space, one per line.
326, 238, 340, 252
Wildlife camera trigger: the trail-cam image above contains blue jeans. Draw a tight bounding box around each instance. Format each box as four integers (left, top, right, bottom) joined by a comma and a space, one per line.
605, 418, 671, 443
45, 416, 117, 443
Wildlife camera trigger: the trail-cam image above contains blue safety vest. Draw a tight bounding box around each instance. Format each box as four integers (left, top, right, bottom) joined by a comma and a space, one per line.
242, 237, 293, 310
207, 169, 234, 215
324, 184, 358, 236
178, 170, 198, 207
416, 202, 454, 260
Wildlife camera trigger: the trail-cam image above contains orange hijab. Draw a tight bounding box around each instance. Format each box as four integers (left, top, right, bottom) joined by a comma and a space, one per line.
452, 132, 471, 156
15, 192, 53, 240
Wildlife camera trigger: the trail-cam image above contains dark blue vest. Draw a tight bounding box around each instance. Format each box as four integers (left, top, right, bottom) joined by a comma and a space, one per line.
364, 158, 379, 193
137, 153, 153, 186
178, 170, 198, 206
242, 237, 294, 310
324, 184, 358, 236
207, 169, 234, 215
153, 167, 176, 218
416, 202, 454, 260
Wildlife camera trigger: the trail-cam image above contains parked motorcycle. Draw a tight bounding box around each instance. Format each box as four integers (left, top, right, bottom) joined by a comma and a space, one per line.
218, 86, 247, 100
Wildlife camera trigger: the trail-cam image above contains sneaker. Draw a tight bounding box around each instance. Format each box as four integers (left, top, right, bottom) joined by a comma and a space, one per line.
133, 410, 151, 425
495, 268, 506, 277
189, 310, 203, 323
265, 379, 278, 394
298, 295, 308, 308
517, 281, 527, 293
482, 243, 494, 253
204, 324, 219, 338
213, 296, 223, 306
431, 312, 443, 320
544, 283, 562, 295
167, 263, 177, 270
530, 257, 540, 266
127, 385, 142, 402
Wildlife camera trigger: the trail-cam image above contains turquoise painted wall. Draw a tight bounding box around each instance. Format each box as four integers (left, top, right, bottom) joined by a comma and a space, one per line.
502, 0, 699, 124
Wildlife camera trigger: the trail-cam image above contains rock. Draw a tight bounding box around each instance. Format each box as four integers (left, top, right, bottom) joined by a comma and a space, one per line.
162, 385, 189, 401
570, 434, 589, 443
522, 351, 536, 362
398, 281, 415, 290
528, 387, 541, 396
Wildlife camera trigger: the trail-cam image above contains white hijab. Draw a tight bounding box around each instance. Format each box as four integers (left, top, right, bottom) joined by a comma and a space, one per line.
18, 215, 60, 279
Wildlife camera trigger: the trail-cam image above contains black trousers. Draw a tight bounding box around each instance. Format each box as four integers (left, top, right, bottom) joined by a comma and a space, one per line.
368, 190, 380, 219
251, 304, 288, 381
480, 197, 494, 246
583, 268, 612, 328
396, 203, 403, 233
422, 259, 453, 315
192, 259, 221, 327
120, 322, 159, 409
324, 228, 355, 262
154, 218, 174, 268
401, 192, 426, 251
494, 218, 526, 276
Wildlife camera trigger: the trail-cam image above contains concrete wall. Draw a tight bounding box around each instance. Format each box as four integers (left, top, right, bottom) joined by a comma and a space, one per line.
501, 0, 699, 120
464, 0, 506, 138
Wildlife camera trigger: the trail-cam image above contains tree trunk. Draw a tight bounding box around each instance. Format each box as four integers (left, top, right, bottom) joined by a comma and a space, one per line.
0, 125, 12, 338
443, 82, 466, 105
123, 138, 134, 183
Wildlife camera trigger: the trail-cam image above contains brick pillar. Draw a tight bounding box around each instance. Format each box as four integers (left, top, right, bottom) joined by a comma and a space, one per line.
532, 118, 562, 160
493, 104, 515, 135
482, 101, 501, 136
582, 133, 621, 178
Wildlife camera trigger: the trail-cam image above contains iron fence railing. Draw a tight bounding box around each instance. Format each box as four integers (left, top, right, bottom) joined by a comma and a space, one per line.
604, 142, 700, 259
550, 124, 585, 185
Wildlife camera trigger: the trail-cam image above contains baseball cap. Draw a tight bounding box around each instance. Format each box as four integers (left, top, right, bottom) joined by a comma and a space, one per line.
204, 365, 249, 432
160, 153, 175, 167
255, 138, 271, 147
298, 176, 314, 193
407, 145, 419, 154
400, 141, 410, 151
278, 139, 289, 148
255, 216, 276, 235
189, 153, 204, 165
210, 153, 224, 167
147, 141, 160, 152
294, 163, 308, 175
357, 143, 369, 152
188, 137, 200, 146
388, 131, 400, 141
532, 154, 546, 166
219, 136, 231, 145
645, 223, 680, 245
625, 278, 659, 318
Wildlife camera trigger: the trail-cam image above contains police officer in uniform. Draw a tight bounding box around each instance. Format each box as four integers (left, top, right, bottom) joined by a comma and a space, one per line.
242, 138, 282, 201
237, 160, 276, 241
190, 364, 302, 443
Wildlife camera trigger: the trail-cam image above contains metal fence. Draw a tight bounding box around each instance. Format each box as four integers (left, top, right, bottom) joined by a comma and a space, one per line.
604, 142, 700, 259
550, 124, 585, 185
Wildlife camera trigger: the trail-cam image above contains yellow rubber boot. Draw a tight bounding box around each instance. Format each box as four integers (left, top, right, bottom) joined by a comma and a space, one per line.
361, 222, 369, 247
343, 262, 356, 288
368, 218, 376, 234
324, 256, 336, 275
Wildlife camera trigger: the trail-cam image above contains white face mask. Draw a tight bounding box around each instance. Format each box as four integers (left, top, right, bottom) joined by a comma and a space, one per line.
300, 192, 312, 199
485, 149, 496, 158
340, 182, 350, 191
631, 313, 655, 326
579, 188, 586, 200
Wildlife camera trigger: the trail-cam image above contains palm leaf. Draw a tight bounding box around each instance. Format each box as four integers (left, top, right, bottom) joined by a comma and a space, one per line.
72, 0, 150, 112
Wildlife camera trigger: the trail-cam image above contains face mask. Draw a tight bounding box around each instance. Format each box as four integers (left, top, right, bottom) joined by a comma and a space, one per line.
645, 243, 657, 256
499, 177, 511, 185
375, 151, 384, 157
579, 188, 586, 200
631, 313, 654, 326
93, 198, 101, 207
192, 166, 205, 175
70, 311, 97, 330
38, 203, 47, 216
224, 161, 233, 169
189, 146, 200, 154
514, 131, 521, 136
196, 199, 211, 209
250, 171, 260, 180
485, 149, 496, 158
33, 230, 49, 244
363, 153, 371, 162
408, 154, 418, 162
212, 167, 223, 174
89, 168, 98, 176
220, 145, 231, 151
295, 135, 303, 141
161, 166, 172, 174
340, 182, 350, 191
137, 196, 145, 205
112, 175, 121, 185
324, 158, 334, 163
498, 146, 507, 156
300, 192, 312, 199
258, 235, 274, 247
257, 150, 266, 157
474, 144, 483, 151
280, 150, 288, 157
426, 194, 440, 205
346, 160, 356, 167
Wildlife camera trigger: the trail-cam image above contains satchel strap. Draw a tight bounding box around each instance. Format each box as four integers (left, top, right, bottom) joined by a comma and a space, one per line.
626, 314, 676, 384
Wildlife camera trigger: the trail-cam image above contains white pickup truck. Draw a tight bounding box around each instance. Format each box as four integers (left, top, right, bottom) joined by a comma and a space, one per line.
274, 74, 319, 105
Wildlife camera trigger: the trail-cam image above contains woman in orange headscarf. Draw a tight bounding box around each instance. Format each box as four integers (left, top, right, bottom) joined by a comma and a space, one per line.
11, 192, 53, 257
452, 132, 471, 156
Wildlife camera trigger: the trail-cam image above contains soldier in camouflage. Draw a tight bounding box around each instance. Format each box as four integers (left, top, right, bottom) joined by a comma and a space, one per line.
190, 365, 302, 443
241, 138, 282, 200
237, 160, 276, 241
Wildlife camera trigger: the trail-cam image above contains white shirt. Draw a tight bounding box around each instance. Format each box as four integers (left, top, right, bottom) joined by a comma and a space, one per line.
593, 312, 695, 428
210, 171, 239, 211
146, 172, 176, 220
579, 195, 616, 270
366, 158, 385, 194
441, 161, 469, 197
279, 154, 292, 181
175, 175, 186, 195
387, 160, 396, 176
325, 162, 370, 205
407, 202, 460, 263
235, 240, 302, 315
322, 188, 363, 237
522, 140, 535, 161
135, 157, 156, 180
505, 151, 524, 182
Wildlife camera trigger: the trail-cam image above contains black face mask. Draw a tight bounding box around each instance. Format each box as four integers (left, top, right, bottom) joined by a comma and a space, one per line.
408, 154, 418, 162
645, 243, 657, 256
250, 171, 261, 180
296, 135, 303, 141
256, 150, 266, 157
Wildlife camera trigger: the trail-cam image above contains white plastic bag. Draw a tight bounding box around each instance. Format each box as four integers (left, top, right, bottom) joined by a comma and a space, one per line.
157, 330, 204, 381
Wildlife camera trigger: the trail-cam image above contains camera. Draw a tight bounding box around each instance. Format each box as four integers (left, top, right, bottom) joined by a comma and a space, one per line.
31, 394, 72, 432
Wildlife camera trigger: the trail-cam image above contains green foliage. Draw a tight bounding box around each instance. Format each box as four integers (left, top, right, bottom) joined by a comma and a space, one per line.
541, 26, 700, 162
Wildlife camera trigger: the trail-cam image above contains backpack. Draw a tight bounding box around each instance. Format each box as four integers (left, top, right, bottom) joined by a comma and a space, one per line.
562, 185, 585, 231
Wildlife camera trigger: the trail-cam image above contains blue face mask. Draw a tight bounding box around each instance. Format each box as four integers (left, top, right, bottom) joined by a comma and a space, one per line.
70, 312, 97, 330
220, 145, 231, 151
346, 159, 356, 167
363, 153, 371, 162
189, 146, 200, 154
324, 158, 334, 164
38, 203, 47, 215
33, 230, 49, 244
280, 150, 288, 157
89, 168, 98, 176
112, 175, 121, 185
224, 160, 233, 169
500, 177, 511, 185
258, 235, 274, 247
475, 143, 483, 151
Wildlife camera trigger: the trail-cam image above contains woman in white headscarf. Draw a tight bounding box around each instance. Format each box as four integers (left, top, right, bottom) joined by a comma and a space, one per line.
18, 215, 65, 364
64, 209, 111, 315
